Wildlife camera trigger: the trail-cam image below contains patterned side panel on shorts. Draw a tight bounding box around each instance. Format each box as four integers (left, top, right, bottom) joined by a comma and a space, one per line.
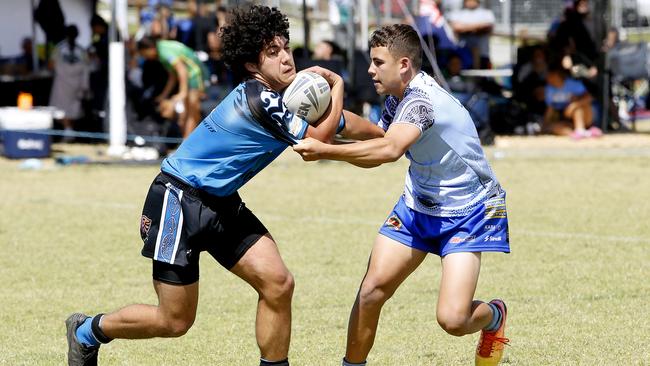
483, 195, 507, 219
153, 183, 184, 264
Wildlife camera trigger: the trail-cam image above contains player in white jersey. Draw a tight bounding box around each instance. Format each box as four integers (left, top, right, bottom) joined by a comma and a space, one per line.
294, 24, 510, 366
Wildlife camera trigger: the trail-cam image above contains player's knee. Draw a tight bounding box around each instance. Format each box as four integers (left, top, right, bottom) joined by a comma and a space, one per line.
437, 311, 469, 337
358, 280, 393, 308
165, 318, 194, 337
159, 314, 195, 337
262, 271, 295, 306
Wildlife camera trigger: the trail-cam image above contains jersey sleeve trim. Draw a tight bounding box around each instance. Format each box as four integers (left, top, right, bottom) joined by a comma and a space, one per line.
245, 79, 301, 145
393, 97, 435, 132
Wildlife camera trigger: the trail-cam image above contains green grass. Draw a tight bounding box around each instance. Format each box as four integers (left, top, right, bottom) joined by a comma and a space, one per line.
1, 142, 649, 365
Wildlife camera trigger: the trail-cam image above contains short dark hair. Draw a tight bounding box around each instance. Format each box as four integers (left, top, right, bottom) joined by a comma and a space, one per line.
137, 36, 157, 51
90, 14, 107, 28
220, 5, 290, 80
369, 24, 422, 70
547, 62, 568, 78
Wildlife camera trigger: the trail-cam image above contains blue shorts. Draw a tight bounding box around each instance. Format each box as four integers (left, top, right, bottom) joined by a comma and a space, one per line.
378, 193, 510, 257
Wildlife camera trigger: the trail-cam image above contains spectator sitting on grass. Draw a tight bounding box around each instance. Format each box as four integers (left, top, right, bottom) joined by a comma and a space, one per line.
543, 65, 602, 139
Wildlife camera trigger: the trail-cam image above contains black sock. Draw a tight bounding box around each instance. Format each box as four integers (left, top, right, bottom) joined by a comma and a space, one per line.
260, 358, 289, 366
91, 314, 113, 344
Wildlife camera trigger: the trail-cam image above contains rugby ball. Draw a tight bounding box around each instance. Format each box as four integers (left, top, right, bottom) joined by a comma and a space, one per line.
283, 71, 331, 124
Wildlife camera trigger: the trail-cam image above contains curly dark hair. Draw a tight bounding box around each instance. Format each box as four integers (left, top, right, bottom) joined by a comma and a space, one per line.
220, 5, 290, 81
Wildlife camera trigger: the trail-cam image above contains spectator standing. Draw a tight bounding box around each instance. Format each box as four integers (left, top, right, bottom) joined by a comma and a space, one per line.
447, 0, 495, 69
415, 0, 459, 70
552, 0, 598, 62
174, 5, 196, 49
88, 14, 109, 117
137, 0, 175, 40
550, 0, 599, 96
48, 25, 89, 141
192, 1, 217, 52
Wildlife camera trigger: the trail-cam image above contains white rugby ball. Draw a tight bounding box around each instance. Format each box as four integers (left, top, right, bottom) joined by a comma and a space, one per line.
283, 71, 331, 124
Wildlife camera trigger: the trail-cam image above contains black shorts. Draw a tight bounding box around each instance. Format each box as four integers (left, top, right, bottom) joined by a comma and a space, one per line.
140, 172, 268, 285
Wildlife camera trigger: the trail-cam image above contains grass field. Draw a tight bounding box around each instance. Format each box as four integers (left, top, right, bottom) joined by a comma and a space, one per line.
1, 135, 649, 365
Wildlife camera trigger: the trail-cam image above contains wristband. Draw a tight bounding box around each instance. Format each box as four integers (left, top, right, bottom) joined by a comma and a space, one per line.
336, 114, 346, 134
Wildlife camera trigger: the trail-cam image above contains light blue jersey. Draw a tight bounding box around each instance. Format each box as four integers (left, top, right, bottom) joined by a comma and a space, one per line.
161, 80, 309, 196
545, 78, 587, 111
379, 72, 501, 217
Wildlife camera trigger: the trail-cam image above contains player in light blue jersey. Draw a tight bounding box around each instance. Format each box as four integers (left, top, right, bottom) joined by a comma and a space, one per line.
65, 6, 383, 366
294, 24, 510, 366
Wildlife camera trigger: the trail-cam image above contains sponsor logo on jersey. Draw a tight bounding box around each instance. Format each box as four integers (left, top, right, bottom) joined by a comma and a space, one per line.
385, 215, 402, 230
484, 224, 502, 231
484, 235, 503, 242
450, 235, 476, 244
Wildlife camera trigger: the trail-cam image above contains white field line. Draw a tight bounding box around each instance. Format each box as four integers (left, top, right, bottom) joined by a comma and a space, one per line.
7, 199, 648, 244
1, 198, 137, 210
257, 212, 649, 244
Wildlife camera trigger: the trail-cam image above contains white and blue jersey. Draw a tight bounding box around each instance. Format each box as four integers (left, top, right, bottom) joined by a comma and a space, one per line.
378, 71, 501, 217
161, 79, 309, 196
378, 72, 509, 255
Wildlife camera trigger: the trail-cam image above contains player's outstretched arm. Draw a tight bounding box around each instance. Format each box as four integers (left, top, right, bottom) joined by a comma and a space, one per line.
171, 61, 189, 101
302, 66, 344, 143
339, 110, 385, 141
157, 70, 177, 102
294, 122, 421, 166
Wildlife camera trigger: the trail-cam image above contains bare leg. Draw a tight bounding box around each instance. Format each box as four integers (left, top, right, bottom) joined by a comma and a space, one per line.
543, 118, 574, 136
100, 279, 199, 339
61, 118, 75, 142
230, 234, 294, 362
565, 102, 593, 132
177, 103, 188, 138
182, 90, 201, 138
436, 252, 492, 336
62, 118, 74, 130
345, 235, 427, 363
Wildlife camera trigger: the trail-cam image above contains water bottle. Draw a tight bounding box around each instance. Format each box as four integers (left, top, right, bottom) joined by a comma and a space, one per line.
55, 155, 90, 165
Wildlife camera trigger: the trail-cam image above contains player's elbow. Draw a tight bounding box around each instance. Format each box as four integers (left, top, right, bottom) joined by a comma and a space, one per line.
383, 143, 405, 163
352, 162, 381, 169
